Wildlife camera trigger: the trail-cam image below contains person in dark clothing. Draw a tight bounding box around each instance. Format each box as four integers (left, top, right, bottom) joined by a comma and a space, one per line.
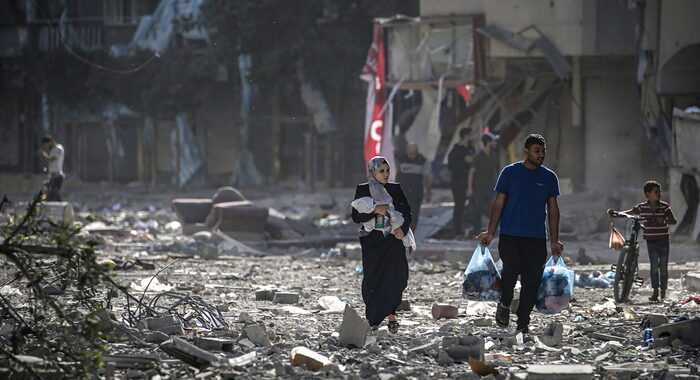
397, 142, 431, 232
352, 156, 412, 333
467, 132, 500, 235
476, 134, 564, 334
448, 128, 476, 238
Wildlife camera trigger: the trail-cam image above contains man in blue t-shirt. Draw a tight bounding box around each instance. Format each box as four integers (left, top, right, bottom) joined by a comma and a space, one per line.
475, 133, 564, 334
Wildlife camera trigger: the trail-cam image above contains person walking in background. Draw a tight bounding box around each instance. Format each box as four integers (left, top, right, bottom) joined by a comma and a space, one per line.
38, 135, 65, 201
397, 142, 431, 232
448, 128, 476, 238
476, 134, 563, 334
467, 132, 500, 236
351, 156, 412, 333
608, 180, 676, 302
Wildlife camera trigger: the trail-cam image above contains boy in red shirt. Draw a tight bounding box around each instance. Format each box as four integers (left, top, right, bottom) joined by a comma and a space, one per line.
608, 180, 677, 301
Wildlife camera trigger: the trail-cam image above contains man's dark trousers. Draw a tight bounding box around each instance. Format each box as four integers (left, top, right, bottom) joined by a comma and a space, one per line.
451, 186, 467, 235
46, 174, 64, 202
498, 234, 548, 329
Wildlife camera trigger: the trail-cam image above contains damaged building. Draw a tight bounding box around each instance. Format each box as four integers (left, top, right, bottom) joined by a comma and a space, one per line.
375, 0, 700, 238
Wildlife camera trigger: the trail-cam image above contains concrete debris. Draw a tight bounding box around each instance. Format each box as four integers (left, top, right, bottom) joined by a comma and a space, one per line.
290, 346, 331, 371
160, 337, 221, 368
540, 322, 564, 347
526, 364, 594, 380
241, 324, 272, 347
442, 335, 484, 362
337, 304, 371, 348
652, 317, 700, 346
431, 303, 459, 319
137, 315, 184, 335
273, 292, 300, 304
3, 186, 700, 379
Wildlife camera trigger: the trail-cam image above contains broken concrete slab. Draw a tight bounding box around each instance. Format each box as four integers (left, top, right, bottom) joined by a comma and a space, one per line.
338, 304, 370, 348
273, 292, 300, 304
431, 304, 459, 320
290, 346, 331, 371
526, 364, 594, 380
641, 313, 669, 328
255, 288, 275, 301
206, 201, 269, 234
227, 351, 256, 368
540, 322, 564, 347
171, 199, 213, 224
241, 324, 271, 347
588, 332, 626, 343
160, 337, 220, 369
195, 337, 236, 352
653, 318, 700, 346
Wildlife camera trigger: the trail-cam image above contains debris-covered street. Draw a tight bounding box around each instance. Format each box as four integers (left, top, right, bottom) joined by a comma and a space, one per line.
3, 0, 700, 379
1, 184, 698, 379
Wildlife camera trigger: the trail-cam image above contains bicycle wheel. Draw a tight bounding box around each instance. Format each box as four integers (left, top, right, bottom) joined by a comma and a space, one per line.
613, 247, 635, 302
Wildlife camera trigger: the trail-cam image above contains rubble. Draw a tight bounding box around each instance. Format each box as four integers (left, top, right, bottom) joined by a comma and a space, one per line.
2, 186, 700, 379
338, 304, 371, 348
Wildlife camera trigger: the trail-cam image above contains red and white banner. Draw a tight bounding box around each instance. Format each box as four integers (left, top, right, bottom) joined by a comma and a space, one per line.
361, 25, 394, 174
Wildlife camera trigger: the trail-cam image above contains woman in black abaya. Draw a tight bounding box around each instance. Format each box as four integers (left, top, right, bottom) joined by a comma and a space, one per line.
351, 156, 411, 333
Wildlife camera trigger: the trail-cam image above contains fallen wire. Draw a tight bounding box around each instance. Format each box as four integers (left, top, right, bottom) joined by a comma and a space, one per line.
146, 291, 229, 331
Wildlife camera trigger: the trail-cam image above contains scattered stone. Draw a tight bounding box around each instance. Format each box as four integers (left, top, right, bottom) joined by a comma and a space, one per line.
338, 304, 370, 348
290, 346, 330, 371
138, 316, 184, 335
472, 317, 493, 327
588, 332, 626, 343
431, 303, 459, 319
160, 337, 220, 369
195, 337, 236, 352
227, 352, 256, 368
144, 331, 169, 344
442, 335, 484, 362
242, 324, 271, 347
436, 350, 454, 365
526, 364, 594, 380
642, 313, 669, 328
238, 312, 254, 323
255, 289, 274, 301
540, 322, 564, 347
273, 292, 300, 304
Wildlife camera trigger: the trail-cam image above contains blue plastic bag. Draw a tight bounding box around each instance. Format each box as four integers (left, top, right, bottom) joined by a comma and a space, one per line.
536, 256, 575, 314
462, 245, 501, 302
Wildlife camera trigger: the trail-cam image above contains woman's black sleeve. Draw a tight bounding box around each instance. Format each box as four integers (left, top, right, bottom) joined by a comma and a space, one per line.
393, 184, 412, 234
352, 185, 375, 223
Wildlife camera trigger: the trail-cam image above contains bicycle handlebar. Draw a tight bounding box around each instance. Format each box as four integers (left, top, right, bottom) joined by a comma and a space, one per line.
610, 211, 645, 221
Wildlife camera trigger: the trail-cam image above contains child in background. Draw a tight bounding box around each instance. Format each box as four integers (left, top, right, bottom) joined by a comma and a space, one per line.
608, 180, 677, 301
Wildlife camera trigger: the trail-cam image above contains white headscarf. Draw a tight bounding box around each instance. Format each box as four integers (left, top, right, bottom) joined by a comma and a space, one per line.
367, 156, 393, 205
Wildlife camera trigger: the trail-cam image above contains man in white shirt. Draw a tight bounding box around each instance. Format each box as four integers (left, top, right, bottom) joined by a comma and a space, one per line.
38, 136, 65, 201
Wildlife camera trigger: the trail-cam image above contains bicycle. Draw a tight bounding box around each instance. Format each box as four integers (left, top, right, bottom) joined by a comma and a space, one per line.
609, 211, 646, 302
